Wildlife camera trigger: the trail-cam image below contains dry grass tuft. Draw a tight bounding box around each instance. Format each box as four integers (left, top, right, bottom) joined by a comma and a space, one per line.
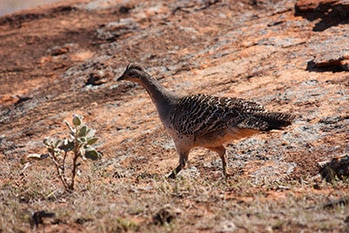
1, 157, 349, 232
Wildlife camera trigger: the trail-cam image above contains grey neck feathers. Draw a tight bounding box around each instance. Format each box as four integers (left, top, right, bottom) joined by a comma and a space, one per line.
139, 73, 179, 119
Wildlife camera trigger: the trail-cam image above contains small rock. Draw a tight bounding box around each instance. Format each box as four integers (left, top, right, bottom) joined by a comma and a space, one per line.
75, 217, 93, 225
215, 220, 236, 232
30, 210, 55, 228
307, 46, 349, 72
152, 204, 181, 225
322, 196, 349, 209
318, 155, 349, 182
47, 43, 77, 56
119, 5, 133, 14
295, 0, 344, 12
295, 0, 349, 31
313, 50, 349, 71
86, 70, 108, 86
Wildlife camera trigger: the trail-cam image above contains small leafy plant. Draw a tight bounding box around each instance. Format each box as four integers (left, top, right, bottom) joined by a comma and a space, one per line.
29, 114, 102, 192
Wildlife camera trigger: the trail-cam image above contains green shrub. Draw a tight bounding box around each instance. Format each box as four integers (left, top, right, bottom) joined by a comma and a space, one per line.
28, 114, 102, 192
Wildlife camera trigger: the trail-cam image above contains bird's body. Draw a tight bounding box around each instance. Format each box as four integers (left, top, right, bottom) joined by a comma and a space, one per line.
118, 64, 294, 178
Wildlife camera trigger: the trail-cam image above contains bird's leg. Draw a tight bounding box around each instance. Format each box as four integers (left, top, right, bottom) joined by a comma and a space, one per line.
168, 150, 189, 179
168, 164, 182, 179
208, 146, 228, 179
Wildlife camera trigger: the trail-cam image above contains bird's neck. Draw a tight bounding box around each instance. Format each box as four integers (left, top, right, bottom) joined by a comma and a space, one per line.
139, 74, 178, 119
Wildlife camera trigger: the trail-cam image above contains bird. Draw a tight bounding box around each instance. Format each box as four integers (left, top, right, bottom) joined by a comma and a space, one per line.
117, 64, 294, 179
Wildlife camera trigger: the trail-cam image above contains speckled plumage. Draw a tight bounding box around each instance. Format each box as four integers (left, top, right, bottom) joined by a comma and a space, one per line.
170, 94, 293, 137
118, 64, 294, 179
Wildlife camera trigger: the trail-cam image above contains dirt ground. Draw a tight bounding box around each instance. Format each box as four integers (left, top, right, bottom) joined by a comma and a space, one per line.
0, 0, 348, 232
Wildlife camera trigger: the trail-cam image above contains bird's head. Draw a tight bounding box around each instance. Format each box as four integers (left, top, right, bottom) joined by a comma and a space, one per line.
117, 63, 146, 84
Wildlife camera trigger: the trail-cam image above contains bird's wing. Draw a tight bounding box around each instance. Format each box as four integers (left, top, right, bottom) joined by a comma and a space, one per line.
170, 94, 266, 136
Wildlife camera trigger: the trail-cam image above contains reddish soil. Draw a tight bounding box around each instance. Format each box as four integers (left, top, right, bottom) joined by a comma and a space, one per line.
0, 0, 348, 232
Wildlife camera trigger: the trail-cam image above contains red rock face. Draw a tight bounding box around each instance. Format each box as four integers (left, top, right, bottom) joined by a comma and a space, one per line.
295, 0, 349, 31
0, 0, 348, 232
295, 0, 342, 11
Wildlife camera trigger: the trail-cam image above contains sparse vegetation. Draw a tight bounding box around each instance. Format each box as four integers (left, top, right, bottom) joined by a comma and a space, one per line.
28, 114, 102, 192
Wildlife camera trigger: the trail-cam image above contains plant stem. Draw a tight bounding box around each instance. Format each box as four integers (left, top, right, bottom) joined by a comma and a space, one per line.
70, 153, 79, 191
62, 151, 67, 177
50, 152, 69, 190
69, 126, 81, 191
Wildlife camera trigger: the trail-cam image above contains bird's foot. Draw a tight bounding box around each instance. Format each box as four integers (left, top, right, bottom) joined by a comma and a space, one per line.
223, 171, 231, 181
168, 171, 177, 179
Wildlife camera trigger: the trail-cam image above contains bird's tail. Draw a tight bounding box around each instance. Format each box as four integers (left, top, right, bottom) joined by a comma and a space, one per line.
237, 112, 295, 131
257, 112, 295, 130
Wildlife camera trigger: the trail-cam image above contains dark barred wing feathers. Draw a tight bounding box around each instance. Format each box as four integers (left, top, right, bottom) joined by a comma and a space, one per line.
169, 94, 293, 137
